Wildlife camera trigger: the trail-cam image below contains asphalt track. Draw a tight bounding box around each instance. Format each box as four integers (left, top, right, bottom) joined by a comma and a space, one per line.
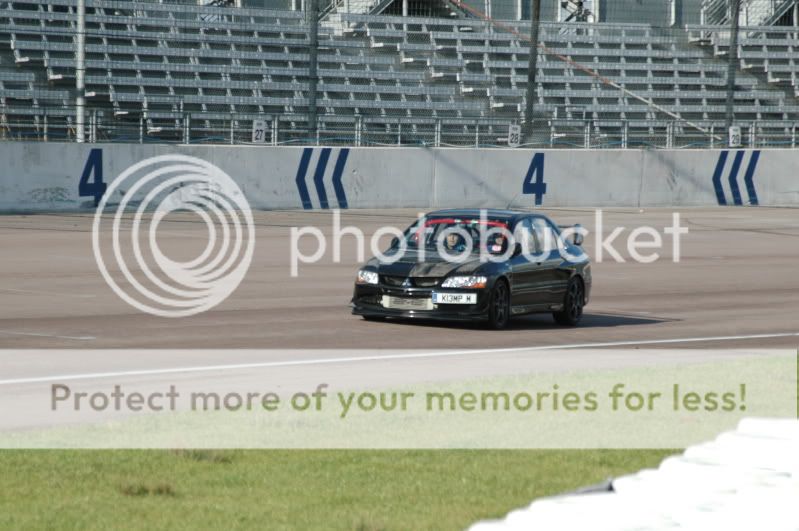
1, 207, 797, 350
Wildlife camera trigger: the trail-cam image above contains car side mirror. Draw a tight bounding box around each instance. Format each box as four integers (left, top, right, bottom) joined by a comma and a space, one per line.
570, 224, 584, 246
512, 242, 523, 257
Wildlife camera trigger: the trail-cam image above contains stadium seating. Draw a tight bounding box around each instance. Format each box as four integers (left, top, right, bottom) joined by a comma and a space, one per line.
1, 0, 798, 146
689, 25, 799, 95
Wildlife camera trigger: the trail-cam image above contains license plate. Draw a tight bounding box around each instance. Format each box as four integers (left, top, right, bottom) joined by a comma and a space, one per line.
432, 292, 477, 304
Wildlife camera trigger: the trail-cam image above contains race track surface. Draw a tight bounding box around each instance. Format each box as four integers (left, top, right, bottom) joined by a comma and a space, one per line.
0, 207, 797, 350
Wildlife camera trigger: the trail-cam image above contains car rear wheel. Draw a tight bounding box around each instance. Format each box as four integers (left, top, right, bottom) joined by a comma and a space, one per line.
488, 280, 510, 330
362, 315, 385, 322
553, 277, 584, 326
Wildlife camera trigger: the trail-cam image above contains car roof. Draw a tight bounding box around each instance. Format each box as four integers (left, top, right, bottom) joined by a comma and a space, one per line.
426, 209, 547, 223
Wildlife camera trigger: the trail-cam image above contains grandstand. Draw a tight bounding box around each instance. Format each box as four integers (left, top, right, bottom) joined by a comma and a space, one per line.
1, 0, 798, 147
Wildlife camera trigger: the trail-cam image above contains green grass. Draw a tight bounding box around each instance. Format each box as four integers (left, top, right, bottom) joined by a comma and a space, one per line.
0, 450, 674, 530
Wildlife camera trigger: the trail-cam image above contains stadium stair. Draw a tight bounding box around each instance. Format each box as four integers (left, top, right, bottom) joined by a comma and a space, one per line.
678, 25, 799, 121
702, 0, 796, 27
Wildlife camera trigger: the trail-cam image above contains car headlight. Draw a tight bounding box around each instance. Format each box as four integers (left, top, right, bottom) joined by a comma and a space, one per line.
356, 269, 379, 285
441, 276, 487, 289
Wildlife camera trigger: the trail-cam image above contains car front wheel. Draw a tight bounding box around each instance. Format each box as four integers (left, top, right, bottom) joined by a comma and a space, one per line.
553, 277, 584, 326
488, 280, 510, 330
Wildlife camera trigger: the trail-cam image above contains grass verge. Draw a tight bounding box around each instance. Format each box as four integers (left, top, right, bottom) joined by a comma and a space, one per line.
0, 449, 673, 530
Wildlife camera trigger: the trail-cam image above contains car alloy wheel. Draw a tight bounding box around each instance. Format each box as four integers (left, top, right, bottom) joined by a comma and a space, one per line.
554, 278, 584, 326
489, 280, 510, 330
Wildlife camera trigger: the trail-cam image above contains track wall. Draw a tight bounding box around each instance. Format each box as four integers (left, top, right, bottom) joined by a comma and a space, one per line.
0, 143, 796, 211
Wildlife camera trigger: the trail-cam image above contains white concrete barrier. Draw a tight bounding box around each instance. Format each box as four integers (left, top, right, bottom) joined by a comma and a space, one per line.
469, 418, 799, 531
0, 142, 797, 212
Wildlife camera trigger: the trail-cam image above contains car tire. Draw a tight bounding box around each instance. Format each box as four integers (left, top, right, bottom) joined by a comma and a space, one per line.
362, 315, 385, 322
553, 277, 585, 326
488, 279, 511, 330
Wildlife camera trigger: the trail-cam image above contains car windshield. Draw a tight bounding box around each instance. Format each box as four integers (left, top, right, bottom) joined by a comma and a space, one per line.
400, 216, 511, 254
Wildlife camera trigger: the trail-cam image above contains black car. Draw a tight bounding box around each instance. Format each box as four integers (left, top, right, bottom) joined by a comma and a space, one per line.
351, 209, 591, 329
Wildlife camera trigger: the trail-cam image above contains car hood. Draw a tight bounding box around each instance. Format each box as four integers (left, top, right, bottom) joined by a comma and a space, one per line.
366, 249, 484, 278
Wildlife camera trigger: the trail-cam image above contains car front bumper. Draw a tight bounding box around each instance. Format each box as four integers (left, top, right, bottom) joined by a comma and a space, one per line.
351, 283, 491, 321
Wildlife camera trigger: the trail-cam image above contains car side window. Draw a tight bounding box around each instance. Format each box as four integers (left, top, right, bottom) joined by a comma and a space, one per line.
513, 218, 539, 255
531, 218, 560, 254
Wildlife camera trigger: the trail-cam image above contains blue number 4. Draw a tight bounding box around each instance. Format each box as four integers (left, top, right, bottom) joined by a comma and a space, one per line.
522, 152, 547, 206
78, 148, 106, 207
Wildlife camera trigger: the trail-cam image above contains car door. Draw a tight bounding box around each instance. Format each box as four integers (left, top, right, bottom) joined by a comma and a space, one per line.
530, 217, 570, 305
509, 217, 551, 310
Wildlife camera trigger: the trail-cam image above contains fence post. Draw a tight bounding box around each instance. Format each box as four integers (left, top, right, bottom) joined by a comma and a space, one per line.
666, 122, 674, 149
397, 120, 401, 145
475, 121, 479, 148
710, 125, 715, 149
230, 116, 234, 145
272, 116, 278, 146
622, 120, 628, 149
792, 124, 796, 149
355, 115, 362, 147
139, 114, 144, 144
91, 110, 97, 143
583, 121, 589, 149
43, 111, 48, 142
435, 119, 441, 147
0, 106, 6, 141
183, 113, 191, 144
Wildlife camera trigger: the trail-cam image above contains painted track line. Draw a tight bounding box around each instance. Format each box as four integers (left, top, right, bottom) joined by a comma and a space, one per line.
0, 288, 96, 299
0, 330, 96, 341
0, 332, 797, 386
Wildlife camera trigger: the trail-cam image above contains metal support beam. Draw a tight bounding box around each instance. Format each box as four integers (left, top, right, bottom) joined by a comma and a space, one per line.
76, 0, 86, 143
725, 0, 741, 132
308, 0, 319, 142
523, 0, 541, 141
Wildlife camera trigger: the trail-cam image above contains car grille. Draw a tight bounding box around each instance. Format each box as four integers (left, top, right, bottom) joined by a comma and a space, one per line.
381, 276, 440, 288
381, 296, 434, 311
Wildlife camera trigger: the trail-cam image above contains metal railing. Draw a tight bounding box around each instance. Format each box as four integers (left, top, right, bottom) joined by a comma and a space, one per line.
3, 106, 798, 149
